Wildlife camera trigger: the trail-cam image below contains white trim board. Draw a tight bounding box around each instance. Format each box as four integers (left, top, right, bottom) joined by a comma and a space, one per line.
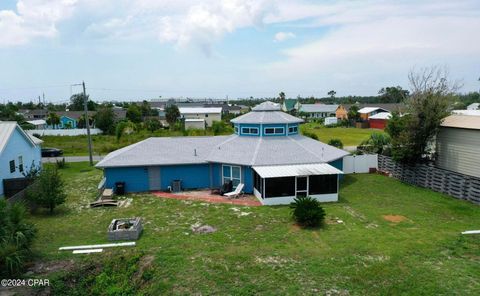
73, 249, 103, 254
59, 242, 136, 251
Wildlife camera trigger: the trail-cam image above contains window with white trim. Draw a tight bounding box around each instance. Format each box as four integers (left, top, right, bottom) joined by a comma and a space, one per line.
241, 127, 259, 135
264, 127, 284, 135
288, 126, 298, 134
222, 165, 242, 188
18, 156, 23, 173
9, 160, 15, 173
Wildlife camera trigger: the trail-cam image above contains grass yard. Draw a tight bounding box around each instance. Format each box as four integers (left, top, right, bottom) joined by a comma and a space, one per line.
40, 129, 220, 156
301, 122, 384, 146
24, 162, 480, 295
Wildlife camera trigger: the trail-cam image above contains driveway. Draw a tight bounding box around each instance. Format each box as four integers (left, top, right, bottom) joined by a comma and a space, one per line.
42, 156, 103, 163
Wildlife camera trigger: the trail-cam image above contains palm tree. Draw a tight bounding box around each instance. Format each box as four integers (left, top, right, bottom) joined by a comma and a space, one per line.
46, 112, 60, 129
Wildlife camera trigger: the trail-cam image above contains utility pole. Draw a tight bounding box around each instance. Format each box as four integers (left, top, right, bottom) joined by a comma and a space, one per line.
82, 81, 94, 166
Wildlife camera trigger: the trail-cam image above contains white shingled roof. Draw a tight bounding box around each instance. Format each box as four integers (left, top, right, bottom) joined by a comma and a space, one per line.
230, 111, 303, 124
253, 163, 343, 178
96, 134, 348, 168
452, 110, 480, 116
26, 119, 47, 126
179, 107, 222, 114
0, 121, 37, 154
251, 101, 280, 111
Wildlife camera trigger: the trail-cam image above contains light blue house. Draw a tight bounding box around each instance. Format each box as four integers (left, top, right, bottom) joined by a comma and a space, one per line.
59, 115, 77, 129
0, 122, 43, 197
96, 101, 349, 205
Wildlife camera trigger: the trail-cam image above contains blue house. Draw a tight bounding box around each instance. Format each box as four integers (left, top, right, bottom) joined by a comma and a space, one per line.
0, 122, 43, 197
96, 101, 349, 205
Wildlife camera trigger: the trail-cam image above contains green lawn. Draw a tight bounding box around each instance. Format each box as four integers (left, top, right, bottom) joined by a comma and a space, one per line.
40, 129, 221, 156
26, 163, 480, 295
301, 123, 384, 146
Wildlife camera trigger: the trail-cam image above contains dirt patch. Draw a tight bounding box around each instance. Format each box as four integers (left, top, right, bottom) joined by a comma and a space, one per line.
383, 215, 407, 223
27, 259, 76, 276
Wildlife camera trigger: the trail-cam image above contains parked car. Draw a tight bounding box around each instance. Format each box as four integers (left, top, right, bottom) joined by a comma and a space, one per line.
41, 148, 64, 157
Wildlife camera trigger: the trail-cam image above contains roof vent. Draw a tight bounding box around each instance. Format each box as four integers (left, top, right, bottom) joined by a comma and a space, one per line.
194, 149, 197, 156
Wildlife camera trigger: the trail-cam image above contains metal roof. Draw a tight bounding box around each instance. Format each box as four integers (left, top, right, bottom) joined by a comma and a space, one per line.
96, 134, 349, 168
253, 163, 343, 178
179, 107, 222, 114
27, 119, 47, 125
368, 112, 391, 120
230, 110, 303, 124
441, 115, 480, 130
299, 104, 338, 113
358, 107, 388, 114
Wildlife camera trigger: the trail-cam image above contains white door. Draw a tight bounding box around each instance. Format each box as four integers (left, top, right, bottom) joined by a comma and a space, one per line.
148, 167, 161, 191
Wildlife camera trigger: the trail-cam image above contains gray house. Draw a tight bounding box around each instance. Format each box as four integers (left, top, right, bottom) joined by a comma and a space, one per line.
436, 115, 480, 178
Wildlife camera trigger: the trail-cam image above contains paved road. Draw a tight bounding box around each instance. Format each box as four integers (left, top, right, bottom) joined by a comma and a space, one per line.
42, 156, 103, 163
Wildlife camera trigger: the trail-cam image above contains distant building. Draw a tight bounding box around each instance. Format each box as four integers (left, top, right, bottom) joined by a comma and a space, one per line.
467, 103, 479, 110
179, 107, 222, 127
185, 119, 206, 130
299, 104, 339, 119
26, 119, 47, 130
358, 107, 389, 121
436, 115, 480, 178
452, 110, 480, 116
0, 122, 43, 197
368, 112, 391, 129
281, 99, 300, 113
18, 109, 47, 120
335, 105, 348, 120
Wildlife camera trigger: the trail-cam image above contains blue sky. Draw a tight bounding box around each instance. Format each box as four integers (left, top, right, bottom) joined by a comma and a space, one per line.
0, 0, 479, 102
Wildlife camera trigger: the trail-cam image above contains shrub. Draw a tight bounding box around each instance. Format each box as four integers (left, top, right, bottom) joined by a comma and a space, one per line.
0, 200, 37, 276
26, 166, 66, 214
303, 131, 319, 140
358, 132, 391, 154
328, 138, 344, 149
56, 157, 67, 169
290, 196, 326, 228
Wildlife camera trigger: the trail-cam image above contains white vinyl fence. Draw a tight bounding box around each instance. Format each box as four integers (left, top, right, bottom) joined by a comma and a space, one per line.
343, 154, 378, 174
27, 129, 102, 136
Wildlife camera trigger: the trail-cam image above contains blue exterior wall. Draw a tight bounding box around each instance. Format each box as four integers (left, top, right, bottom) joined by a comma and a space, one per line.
60, 116, 77, 129
103, 162, 255, 194
234, 123, 299, 137
160, 164, 210, 190
105, 167, 149, 192
328, 158, 344, 180
0, 128, 42, 197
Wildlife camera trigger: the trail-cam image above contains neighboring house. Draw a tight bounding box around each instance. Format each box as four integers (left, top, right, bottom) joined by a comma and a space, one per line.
179, 107, 222, 127
335, 105, 348, 120
96, 101, 349, 205
56, 111, 96, 129
281, 99, 300, 113
344, 103, 405, 114
436, 115, 480, 178
452, 110, 480, 116
467, 103, 479, 110
299, 104, 339, 119
26, 119, 47, 130
358, 107, 389, 121
18, 109, 48, 120
368, 112, 392, 129
185, 119, 206, 130
0, 122, 43, 197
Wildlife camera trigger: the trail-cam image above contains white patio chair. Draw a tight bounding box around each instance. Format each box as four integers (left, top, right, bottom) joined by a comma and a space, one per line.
224, 183, 244, 199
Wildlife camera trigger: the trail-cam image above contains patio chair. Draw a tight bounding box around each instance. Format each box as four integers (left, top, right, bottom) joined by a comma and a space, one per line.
224, 183, 244, 199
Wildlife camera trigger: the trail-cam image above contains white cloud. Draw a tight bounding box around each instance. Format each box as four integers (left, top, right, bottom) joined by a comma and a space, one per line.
0, 0, 77, 47
274, 31, 295, 42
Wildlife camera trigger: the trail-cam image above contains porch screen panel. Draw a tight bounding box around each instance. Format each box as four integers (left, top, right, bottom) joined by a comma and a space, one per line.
309, 174, 337, 195
265, 177, 295, 198
253, 171, 263, 194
